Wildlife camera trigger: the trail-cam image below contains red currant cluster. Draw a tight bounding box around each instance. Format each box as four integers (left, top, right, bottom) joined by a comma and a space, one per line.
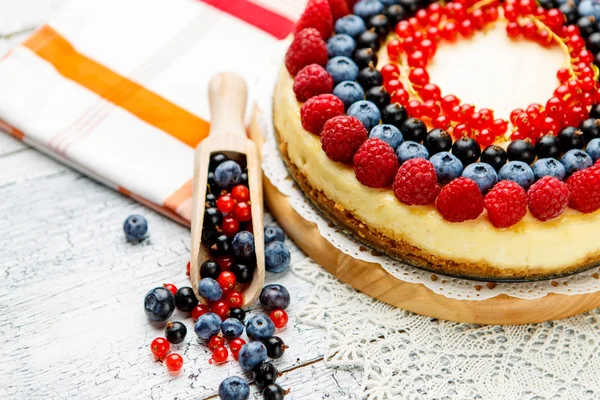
150, 337, 184, 372
215, 184, 252, 235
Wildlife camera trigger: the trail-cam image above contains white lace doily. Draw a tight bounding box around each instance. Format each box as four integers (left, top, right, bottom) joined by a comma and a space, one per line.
256, 55, 600, 302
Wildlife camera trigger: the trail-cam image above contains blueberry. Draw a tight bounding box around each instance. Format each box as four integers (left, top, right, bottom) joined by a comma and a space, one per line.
175, 286, 199, 312
481, 145, 508, 172
365, 86, 390, 110
263, 384, 286, 400
333, 81, 365, 109
451, 136, 481, 166
395, 141, 429, 164
579, 118, 600, 142
498, 161, 535, 189
209, 153, 229, 172
246, 314, 276, 341
123, 214, 148, 242
229, 307, 247, 323
238, 341, 267, 372
259, 284, 291, 310
218, 376, 250, 400
200, 259, 221, 279
232, 231, 254, 259
327, 34, 356, 58
357, 65, 383, 90
347, 100, 381, 131
265, 241, 291, 273
144, 287, 176, 322
558, 126, 586, 150
165, 321, 187, 344
535, 134, 562, 159
231, 263, 255, 284
253, 361, 278, 389
194, 312, 222, 340
586, 138, 600, 161
354, 0, 385, 20
214, 160, 242, 189
423, 128, 452, 155
381, 103, 408, 129
264, 225, 285, 244
429, 152, 464, 184
221, 318, 245, 339
198, 278, 223, 302
579, 0, 600, 20
380, 0, 399, 4
335, 15, 367, 38
369, 124, 403, 150
400, 118, 427, 142
326, 56, 359, 84
353, 47, 378, 69
561, 149, 593, 176
461, 162, 498, 193
264, 336, 287, 359
532, 158, 566, 180
507, 139, 536, 165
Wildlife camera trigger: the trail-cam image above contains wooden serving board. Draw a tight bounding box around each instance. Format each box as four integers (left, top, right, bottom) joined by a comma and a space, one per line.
249, 108, 600, 325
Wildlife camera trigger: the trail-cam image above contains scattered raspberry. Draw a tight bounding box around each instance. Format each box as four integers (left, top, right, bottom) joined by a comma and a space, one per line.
484, 180, 527, 228
294, 0, 333, 40
300, 94, 344, 134
293, 64, 334, 102
393, 159, 440, 205
527, 176, 569, 221
436, 178, 484, 222
567, 167, 600, 213
285, 28, 329, 76
328, 0, 350, 21
321, 116, 368, 163
353, 138, 400, 188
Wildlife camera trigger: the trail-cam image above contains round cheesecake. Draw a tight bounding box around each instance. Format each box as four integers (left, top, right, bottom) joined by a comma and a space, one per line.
274, 0, 600, 281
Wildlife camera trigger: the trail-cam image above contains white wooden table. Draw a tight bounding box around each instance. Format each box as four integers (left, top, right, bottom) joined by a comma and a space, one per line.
0, 2, 361, 398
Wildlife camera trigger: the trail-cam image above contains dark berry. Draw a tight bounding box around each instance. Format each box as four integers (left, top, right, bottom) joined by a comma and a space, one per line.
367, 14, 389, 37
397, 0, 419, 15
207, 171, 219, 194
558, 126, 586, 150
230, 263, 254, 283
356, 29, 380, 51
535, 134, 562, 159
400, 118, 427, 142
579, 118, 600, 142
200, 260, 221, 279
353, 47, 378, 69
590, 104, 600, 119
209, 153, 229, 172
381, 103, 408, 128
384, 4, 407, 26
423, 129, 452, 155
205, 193, 217, 208
241, 171, 249, 186
253, 362, 278, 389
175, 286, 198, 312
229, 307, 247, 323
559, 2, 579, 24
577, 16, 597, 38
204, 207, 223, 229
588, 32, 600, 53
259, 284, 291, 310
538, 0, 557, 8
144, 287, 176, 322
263, 384, 286, 400
481, 145, 508, 172
202, 227, 218, 246
264, 336, 287, 359
357, 64, 383, 90
165, 321, 187, 344
507, 140, 536, 165
365, 86, 390, 109
210, 234, 232, 256
451, 136, 481, 166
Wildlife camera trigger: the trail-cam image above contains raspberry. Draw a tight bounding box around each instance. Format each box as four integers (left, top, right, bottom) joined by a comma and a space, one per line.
353, 138, 400, 188
321, 116, 368, 163
567, 167, 600, 213
436, 178, 484, 222
293, 64, 334, 102
285, 28, 329, 76
393, 159, 440, 205
328, 0, 350, 21
300, 94, 344, 134
483, 180, 527, 228
294, 0, 333, 40
527, 176, 569, 221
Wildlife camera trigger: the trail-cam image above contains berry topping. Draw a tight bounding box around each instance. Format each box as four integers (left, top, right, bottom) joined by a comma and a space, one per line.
354, 47, 378, 69
335, 15, 367, 38
579, 118, 600, 142
347, 100, 382, 131
356, 29, 381, 50
567, 166, 600, 213
327, 34, 356, 58
393, 158, 440, 206
353, 138, 400, 187
357, 64, 384, 90
326, 56, 360, 84
558, 126, 586, 151
430, 152, 464, 184
481, 145, 508, 172
484, 180, 528, 228
451, 136, 481, 166
328, 0, 350, 21
561, 149, 593, 176
436, 178, 484, 222
300, 94, 345, 134
461, 162, 498, 193
293, 64, 334, 102
369, 124, 403, 150
395, 141, 429, 164
294, 0, 334, 40
586, 138, 600, 162
365, 86, 391, 109
423, 129, 452, 155
499, 161, 535, 190
321, 115, 368, 163
507, 140, 536, 165
535, 134, 562, 159
532, 158, 566, 181
400, 118, 428, 143
527, 176, 569, 221
333, 81, 365, 109
285, 28, 329, 76
381, 103, 408, 129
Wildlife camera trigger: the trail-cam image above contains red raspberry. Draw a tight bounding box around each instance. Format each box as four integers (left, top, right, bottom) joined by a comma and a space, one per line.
293, 64, 334, 102
285, 28, 329, 76
436, 178, 484, 222
294, 0, 333, 40
321, 116, 368, 163
483, 180, 527, 228
393, 159, 440, 205
527, 176, 569, 221
328, 0, 350, 21
300, 94, 344, 134
353, 138, 400, 188
567, 167, 600, 213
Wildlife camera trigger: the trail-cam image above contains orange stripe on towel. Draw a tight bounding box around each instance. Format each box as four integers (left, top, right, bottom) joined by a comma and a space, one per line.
23, 26, 210, 148
164, 179, 193, 212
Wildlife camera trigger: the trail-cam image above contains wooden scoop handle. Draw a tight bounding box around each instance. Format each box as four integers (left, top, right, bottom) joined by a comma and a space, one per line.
208, 72, 248, 137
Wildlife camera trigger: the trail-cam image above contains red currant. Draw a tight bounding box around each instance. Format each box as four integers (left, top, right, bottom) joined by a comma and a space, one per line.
217, 271, 236, 291
453, 123, 471, 139
441, 94, 460, 113
568, 34, 584, 52
545, 8, 564, 30
391, 89, 409, 105
163, 283, 177, 296
269, 309, 289, 329
208, 335, 225, 351
490, 118, 508, 136
233, 202, 252, 222
216, 194, 235, 213
433, 115, 451, 130
515, 112, 534, 132
408, 68, 429, 86
408, 50, 427, 68
211, 301, 230, 320
395, 21, 413, 38
422, 99, 441, 118
420, 83, 441, 101
536, 29, 551, 46
216, 255, 235, 271
538, 116, 559, 135
578, 49, 593, 64
381, 64, 400, 81
211, 346, 228, 364
477, 128, 495, 147
441, 21, 458, 41
418, 38, 436, 59
221, 217, 240, 236
406, 100, 424, 118
470, 9, 485, 29
385, 79, 404, 94
151, 337, 170, 360
556, 67, 571, 83
387, 39, 402, 60
192, 304, 210, 321
565, 104, 587, 126
504, 4, 518, 21
229, 338, 246, 359
186, 261, 190, 276
165, 353, 183, 372
231, 185, 249, 202
225, 291, 244, 308
510, 108, 525, 124
506, 21, 521, 38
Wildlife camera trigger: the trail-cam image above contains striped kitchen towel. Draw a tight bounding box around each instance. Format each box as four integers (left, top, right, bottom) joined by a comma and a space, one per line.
0, 0, 304, 225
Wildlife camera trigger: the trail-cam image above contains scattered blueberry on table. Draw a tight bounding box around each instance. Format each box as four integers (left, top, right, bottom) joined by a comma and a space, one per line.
219, 376, 250, 400
123, 214, 148, 242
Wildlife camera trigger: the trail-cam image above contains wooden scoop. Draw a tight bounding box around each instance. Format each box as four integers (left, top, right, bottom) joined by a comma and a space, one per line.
190, 72, 265, 307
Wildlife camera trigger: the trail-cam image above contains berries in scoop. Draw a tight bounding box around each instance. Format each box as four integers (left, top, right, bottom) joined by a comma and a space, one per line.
260, 285, 291, 310
144, 287, 176, 322
218, 271, 236, 291
214, 160, 242, 189
225, 291, 244, 308
200, 260, 221, 279
232, 231, 255, 259
150, 337, 170, 360
123, 214, 148, 242
246, 314, 276, 341
231, 263, 254, 284
198, 278, 223, 302
165, 321, 187, 344
175, 286, 199, 312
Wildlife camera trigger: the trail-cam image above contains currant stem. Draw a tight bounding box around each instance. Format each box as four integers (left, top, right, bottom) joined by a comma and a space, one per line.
468, 0, 497, 13
526, 15, 576, 77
